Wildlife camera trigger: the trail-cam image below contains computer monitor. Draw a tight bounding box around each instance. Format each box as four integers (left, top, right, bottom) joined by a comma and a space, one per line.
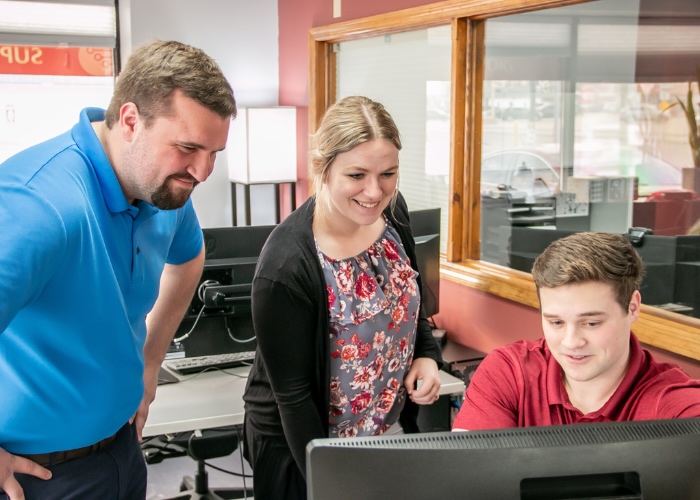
409, 208, 441, 318
170, 225, 276, 358
306, 418, 700, 499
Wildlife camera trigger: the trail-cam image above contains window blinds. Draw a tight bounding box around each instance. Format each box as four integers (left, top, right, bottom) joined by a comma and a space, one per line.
0, 0, 116, 47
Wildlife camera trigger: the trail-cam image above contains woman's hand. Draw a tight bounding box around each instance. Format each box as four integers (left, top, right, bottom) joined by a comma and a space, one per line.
404, 357, 441, 405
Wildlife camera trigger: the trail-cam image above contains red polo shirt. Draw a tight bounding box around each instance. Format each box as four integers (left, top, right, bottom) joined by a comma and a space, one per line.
453, 334, 700, 430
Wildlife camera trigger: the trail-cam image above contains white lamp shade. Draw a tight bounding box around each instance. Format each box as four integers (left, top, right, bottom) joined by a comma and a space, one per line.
227, 107, 297, 184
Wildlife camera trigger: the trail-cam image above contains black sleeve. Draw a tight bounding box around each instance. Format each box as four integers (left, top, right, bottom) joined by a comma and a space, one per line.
251, 276, 324, 479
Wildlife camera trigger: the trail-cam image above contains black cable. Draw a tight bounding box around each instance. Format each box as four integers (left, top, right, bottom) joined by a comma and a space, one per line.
173, 279, 220, 343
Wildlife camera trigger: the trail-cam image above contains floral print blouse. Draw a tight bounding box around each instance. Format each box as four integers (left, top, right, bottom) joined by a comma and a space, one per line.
317, 219, 420, 438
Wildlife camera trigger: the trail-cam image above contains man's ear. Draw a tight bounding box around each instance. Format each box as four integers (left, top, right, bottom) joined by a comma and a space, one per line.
628, 290, 641, 322
119, 102, 140, 142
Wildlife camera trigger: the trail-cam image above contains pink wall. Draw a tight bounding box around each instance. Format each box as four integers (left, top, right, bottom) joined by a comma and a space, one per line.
278, 0, 442, 204
277, 0, 700, 379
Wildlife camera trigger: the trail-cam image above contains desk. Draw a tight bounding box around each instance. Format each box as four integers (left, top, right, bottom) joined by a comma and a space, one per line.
144, 367, 249, 438
144, 366, 465, 438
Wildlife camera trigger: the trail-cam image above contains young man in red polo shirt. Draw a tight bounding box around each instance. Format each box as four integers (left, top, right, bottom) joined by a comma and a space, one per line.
453, 232, 700, 431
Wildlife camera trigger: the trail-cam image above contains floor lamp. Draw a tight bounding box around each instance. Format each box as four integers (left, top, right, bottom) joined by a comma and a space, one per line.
227, 107, 297, 226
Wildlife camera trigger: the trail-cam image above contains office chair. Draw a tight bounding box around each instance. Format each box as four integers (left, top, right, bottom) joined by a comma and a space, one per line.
146, 427, 253, 499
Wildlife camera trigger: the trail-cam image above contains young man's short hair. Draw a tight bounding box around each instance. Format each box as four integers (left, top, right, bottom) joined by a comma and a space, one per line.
531, 232, 644, 311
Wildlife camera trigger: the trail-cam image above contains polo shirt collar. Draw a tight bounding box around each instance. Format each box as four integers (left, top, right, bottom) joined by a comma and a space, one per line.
71, 107, 159, 217
546, 333, 643, 417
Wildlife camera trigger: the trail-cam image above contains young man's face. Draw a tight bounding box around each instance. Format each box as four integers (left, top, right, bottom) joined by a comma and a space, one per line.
539, 281, 641, 393
119, 89, 230, 209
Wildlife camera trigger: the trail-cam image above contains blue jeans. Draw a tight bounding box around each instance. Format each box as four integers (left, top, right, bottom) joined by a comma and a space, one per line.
2, 422, 146, 500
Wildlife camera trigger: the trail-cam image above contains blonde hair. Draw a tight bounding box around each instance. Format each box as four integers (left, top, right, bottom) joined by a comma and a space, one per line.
105, 40, 236, 128
309, 96, 401, 215
531, 232, 644, 312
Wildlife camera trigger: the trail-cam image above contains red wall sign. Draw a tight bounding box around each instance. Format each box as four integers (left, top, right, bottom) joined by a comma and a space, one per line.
0, 46, 113, 77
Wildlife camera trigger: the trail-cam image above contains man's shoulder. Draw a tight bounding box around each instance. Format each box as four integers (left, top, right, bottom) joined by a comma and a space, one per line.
636, 362, 700, 418
0, 131, 80, 185
493, 338, 548, 361
476, 338, 549, 381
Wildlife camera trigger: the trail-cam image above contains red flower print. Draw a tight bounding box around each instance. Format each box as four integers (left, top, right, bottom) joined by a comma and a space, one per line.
350, 365, 376, 391
391, 262, 415, 287
359, 342, 372, 360
350, 392, 372, 415
330, 379, 341, 392
387, 378, 400, 392
370, 355, 385, 379
326, 285, 336, 309
376, 388, 396, 413
373, 331, 386, 349
388, 357, 400, 372
383, 239, 400, 261
376, 378, 400, 413
355, 273, 377, 300
341, 344, 358, 361
338, 425, 358, 438
329, 378, 347, 416
376, 424, 392, 435
336, 262, 355, 294
391, 306, 405, 324
400, 292, 410, 308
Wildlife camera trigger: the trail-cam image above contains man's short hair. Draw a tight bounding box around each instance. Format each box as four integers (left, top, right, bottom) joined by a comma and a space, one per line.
531, 232, 644, 311
104, 40, 236, 128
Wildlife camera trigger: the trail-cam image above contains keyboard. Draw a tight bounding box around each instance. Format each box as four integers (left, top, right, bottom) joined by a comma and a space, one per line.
165, 351, 256, 375
157, 366, 180, 385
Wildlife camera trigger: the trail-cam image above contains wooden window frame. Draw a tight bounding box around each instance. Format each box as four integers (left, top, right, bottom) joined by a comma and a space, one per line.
309, 0, 700, 361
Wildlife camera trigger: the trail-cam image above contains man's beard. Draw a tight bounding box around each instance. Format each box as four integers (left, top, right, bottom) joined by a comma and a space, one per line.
151, 174, 199, 210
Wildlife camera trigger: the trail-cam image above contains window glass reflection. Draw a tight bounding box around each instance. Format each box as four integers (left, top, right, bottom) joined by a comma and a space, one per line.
481, 0, 700, 319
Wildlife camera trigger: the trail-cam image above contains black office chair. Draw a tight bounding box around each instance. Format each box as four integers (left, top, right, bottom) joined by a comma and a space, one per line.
144, 427, 253, 499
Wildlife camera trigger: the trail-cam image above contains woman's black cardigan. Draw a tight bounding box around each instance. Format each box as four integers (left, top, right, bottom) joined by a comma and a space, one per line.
242, 193, 443, 478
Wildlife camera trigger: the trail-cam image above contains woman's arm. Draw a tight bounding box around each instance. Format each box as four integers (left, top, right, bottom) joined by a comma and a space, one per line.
251, 277, 325, 479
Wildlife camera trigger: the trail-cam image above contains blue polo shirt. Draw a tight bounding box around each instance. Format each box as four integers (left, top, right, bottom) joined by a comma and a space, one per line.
0, 108, 203, 454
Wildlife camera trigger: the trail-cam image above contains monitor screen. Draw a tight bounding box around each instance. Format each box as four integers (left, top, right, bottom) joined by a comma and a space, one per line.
409, 208, 441, 318
307, 418, 700, 499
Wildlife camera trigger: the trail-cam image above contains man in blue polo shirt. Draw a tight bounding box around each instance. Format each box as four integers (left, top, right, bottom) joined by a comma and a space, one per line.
0, 40, 236, 499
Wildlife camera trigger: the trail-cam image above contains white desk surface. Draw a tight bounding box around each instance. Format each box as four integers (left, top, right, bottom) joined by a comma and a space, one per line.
144, 366, 465, 438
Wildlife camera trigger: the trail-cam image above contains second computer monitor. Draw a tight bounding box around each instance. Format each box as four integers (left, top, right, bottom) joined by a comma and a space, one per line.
409, 208, 441, 318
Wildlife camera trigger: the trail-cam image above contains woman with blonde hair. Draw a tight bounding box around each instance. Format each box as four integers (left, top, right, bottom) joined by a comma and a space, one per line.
243, 96, 443, 499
